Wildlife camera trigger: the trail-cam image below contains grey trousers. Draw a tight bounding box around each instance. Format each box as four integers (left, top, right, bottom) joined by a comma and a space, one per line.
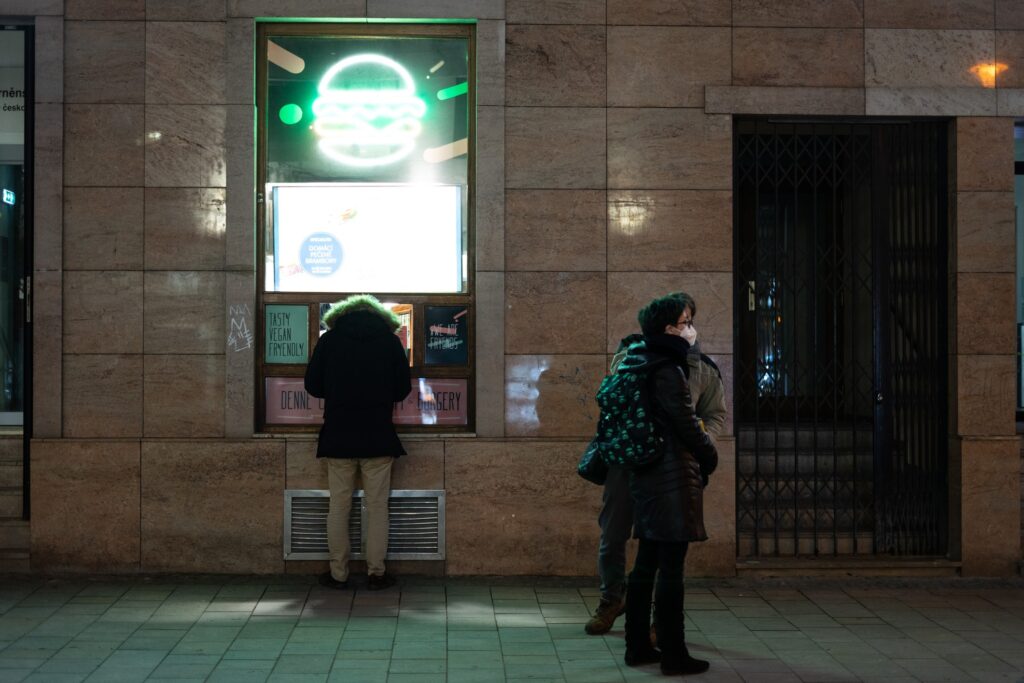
597, 466, 634, 601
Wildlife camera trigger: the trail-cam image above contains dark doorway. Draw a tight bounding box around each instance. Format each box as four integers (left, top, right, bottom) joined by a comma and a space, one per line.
734, 119, 949, 557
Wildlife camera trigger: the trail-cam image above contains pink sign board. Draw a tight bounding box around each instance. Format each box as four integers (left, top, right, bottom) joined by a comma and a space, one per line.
393, 378, 469, 426
265, 377, 325, 424
266, 377, 468, 427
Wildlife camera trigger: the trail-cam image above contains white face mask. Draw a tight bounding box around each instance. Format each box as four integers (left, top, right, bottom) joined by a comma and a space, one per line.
680, 324, 697, 345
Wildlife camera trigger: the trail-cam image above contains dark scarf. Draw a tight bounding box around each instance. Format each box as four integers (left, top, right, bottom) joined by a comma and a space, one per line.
643, 333, 693, 377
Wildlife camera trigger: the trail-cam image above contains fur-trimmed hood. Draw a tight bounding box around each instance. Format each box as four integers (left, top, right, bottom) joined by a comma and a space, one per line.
321, 294, 401, 334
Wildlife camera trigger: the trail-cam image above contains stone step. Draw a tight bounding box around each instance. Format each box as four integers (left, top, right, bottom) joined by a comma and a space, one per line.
737, 556, 960, 578
0, 518, 29, 550
0, 487, 22, 518
0, 549, 29, 573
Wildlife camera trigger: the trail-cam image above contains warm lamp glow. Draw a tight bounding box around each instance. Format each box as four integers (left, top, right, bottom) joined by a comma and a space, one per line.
969, 62, 1008, 88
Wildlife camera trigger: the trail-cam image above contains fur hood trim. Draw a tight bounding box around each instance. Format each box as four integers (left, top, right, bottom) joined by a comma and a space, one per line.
322, 294, 400, 332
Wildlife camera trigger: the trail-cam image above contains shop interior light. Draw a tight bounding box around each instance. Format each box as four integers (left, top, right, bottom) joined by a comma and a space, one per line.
312, 54, 427, 167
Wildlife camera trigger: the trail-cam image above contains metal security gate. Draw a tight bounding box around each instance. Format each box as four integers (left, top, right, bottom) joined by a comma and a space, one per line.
734, 119, 949, 557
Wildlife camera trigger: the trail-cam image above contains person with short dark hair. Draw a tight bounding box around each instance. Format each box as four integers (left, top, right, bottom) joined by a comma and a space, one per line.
305, 294, 412, 591
615, 293, 719, 675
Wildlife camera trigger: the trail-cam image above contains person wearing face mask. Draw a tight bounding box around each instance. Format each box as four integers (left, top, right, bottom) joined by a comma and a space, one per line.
603, 293, 719, 675
586, 292, 727, 644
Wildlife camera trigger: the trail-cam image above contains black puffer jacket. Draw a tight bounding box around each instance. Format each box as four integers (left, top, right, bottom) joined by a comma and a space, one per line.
622, 334, 719, 542
304, 296, 412, 459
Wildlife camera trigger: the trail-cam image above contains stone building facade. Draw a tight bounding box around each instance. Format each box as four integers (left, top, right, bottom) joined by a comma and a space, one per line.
3, 0, 1021, 577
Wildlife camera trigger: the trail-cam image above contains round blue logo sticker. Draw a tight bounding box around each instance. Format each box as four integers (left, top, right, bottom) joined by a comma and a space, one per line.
300, 233, 341, 276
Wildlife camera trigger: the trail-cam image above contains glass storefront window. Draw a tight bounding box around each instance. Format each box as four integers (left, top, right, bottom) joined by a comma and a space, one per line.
257, 24, 474, 433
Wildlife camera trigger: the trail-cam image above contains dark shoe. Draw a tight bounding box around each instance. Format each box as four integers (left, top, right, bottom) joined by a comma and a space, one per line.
624, 646, 661, 667
366, 573, 396, 591
661, 651, 710, 676
317, 571, 349, 590
585, 597, 626, 635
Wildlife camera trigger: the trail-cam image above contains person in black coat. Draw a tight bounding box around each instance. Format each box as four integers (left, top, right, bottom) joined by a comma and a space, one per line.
620, 293, 718, 676
305, 294, 412, 591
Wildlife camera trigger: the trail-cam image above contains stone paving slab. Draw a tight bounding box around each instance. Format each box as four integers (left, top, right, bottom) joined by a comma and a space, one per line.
0, 577, 1022, 682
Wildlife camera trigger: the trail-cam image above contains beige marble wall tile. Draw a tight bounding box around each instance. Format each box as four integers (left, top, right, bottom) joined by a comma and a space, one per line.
607, 109, 730, 190
141, 440, 283, 572
956, 274, 1015, 355
285, 440, 444, 490
35, 16, 63, 104
506, 25, 605, 107
607, 0, 730, 25
505, 272, 606, 354
607, 272, 732, 354
63, 271, 143, 354
733, 0, 862, 27
31, 441, 141, 572
476, 20, 505, 108
507, 0, 605, 23
224, 273, 255, 437
865, 87, 996, 115
65, 21, 144, 104
505, 355, 604, 438
957, 354, 1015, 436
445, 440, 601, 575
956, 192, 1015, 273
996, 31, 1024, 87
506, 190, 606, 271
865, 0, 993, 29
147, 22, 226, 104
225, 105, 255, 272
146, 0, 227, 19
66, 0, 144, 19
476, 272, 505, 437
144, 355, 226, 437
997, 0, 1024, 29
866, 29, 995, 88
0, 0, 62, 12
35, 103, 62, 272
476, 105, 504, 272
607, 190, 731, 272
367, 0, 502, 17
32, 272, 61, 438
608, 27, 729, 108
734, 28, 863, 87
145, 188, 226, 270
63, 355, 143, 438
997, 88, 1024, 115
959, 437, 1021, 576
956, 117, 1014, 192
144, 271, 225, 354
228, 0, 365, 16
226, 20, 254, 106
506, 107, 606, 189
145, 105, 227, 187
687, 437, 735, 577
65, 105, 144, 187
64, 188, 143, 271
706, 86, 865, 115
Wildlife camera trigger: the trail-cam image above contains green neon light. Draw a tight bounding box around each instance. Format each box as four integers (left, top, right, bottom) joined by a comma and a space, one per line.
311, 54, 426, 167
278, 103, 303, 125
436, 82, 467, 101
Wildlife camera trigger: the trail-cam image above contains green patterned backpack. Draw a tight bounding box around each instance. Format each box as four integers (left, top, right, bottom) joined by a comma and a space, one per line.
594, 364, 665, 468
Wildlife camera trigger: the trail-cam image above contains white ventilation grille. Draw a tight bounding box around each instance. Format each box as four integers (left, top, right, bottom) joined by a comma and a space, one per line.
284, 489, 445, 560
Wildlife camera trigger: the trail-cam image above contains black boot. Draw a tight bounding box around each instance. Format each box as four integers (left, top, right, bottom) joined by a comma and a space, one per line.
661, 645, 709, 676
623, 646, 661, 667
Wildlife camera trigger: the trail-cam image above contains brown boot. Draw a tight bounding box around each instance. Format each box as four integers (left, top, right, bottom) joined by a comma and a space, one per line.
584, 597, 626, 635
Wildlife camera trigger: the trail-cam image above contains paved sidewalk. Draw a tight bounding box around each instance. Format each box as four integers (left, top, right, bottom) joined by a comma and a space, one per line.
0, 575, 1022, 682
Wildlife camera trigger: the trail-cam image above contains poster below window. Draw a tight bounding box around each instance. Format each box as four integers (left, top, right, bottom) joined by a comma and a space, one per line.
266, 377, 324, 424
265, 304, 309, 363
272, 183, 462, 293
393, 378, 468, 425
424, 306, 468, 365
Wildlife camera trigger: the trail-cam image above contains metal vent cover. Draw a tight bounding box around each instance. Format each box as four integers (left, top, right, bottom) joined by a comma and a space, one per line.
284, 489, 445, 560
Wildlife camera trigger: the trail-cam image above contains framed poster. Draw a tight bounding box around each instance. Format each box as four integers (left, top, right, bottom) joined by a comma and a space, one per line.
265, 377, 324, 425
393, 378, 468, 425
265, 304, 309, 363
424, 305, 468, 365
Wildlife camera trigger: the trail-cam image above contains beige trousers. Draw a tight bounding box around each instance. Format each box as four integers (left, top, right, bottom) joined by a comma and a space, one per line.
326, 456, 394, 581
